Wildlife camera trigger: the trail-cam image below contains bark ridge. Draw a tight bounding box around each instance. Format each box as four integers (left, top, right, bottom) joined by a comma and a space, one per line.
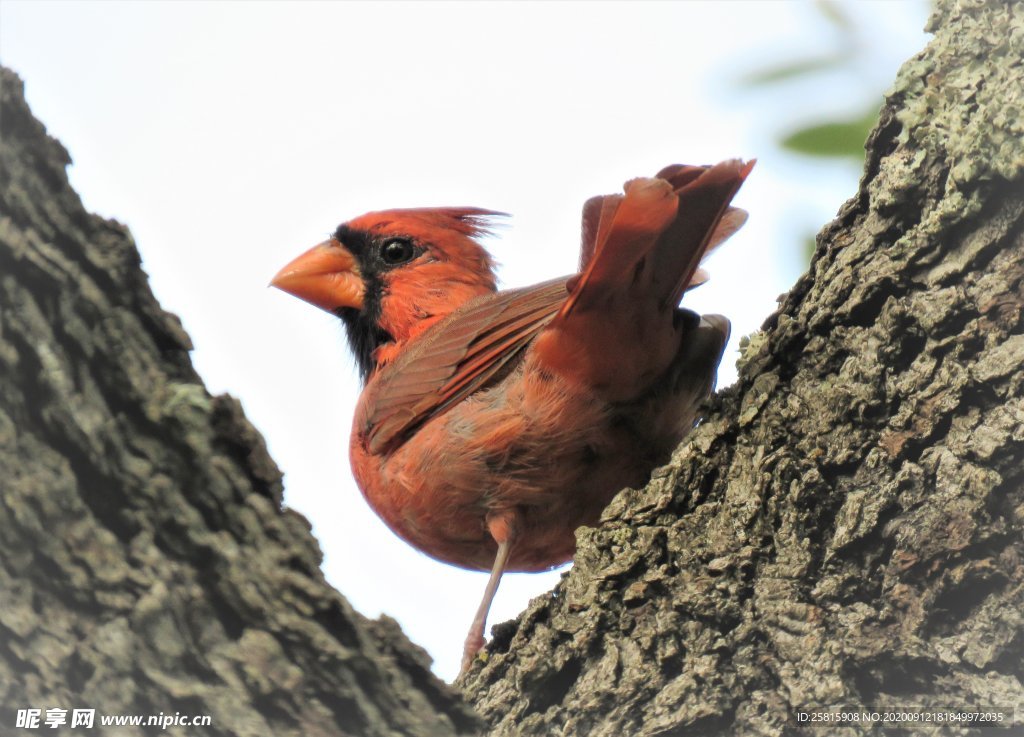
0, 68, 481, 737
462, 2, 1024, 734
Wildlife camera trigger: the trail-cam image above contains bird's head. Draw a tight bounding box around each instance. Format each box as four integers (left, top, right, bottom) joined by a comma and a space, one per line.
272, 207, 504, 381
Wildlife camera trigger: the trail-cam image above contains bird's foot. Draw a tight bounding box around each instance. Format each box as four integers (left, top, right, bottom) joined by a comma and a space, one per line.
459, 629, 485, 678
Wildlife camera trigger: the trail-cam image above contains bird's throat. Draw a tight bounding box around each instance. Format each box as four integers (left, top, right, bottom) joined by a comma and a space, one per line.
336, 306, 393, 383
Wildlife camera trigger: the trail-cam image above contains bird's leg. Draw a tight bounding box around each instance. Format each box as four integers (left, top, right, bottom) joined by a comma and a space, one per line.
460, 509, 519, 677
460, 539, 510, 674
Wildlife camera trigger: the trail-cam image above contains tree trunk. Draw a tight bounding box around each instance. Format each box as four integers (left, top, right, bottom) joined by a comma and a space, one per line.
0, 69, 481, 737
1, 0, 1021, 735
460, 1, 1024, 735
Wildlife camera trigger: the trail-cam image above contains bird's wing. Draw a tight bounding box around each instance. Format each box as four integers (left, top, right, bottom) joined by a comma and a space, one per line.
364, 278, 568, 454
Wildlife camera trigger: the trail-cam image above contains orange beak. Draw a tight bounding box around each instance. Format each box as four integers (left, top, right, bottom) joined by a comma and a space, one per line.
270, 238, 365, 312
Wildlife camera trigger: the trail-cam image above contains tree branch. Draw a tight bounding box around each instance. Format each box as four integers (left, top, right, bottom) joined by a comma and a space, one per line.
462, 1, 1024, 733
0, 68, 481, 737
1, 1, 1021, 735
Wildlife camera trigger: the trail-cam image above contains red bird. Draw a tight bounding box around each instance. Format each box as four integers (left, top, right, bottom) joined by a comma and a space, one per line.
272, 160, 752, 675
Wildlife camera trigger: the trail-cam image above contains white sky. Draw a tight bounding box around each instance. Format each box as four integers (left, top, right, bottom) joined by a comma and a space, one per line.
1, 1, 928, 682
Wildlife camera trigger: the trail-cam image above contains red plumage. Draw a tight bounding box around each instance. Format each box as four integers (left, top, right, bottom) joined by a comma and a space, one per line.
272, 159, 753, 674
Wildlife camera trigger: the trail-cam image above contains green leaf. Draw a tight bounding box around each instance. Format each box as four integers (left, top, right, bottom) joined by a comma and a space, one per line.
737, 52, 853, 88
780, 106, 880, 159
815, 0, 855, 34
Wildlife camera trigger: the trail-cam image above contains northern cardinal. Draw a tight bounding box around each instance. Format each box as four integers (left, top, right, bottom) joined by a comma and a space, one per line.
272, 160, 752, 675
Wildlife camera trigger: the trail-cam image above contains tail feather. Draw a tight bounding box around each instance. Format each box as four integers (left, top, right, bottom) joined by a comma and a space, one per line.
658, 160, 754, 308
534, 159, 752, 401
561, 175, 679, 318
578, 194, 623, 272
654, 163, 707, 189
674, 206, 748, 291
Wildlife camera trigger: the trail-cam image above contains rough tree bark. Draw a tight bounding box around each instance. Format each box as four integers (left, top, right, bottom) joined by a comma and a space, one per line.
0, 70, 481, 736
1, 0, 1021, 736
462, 1, 1024, 734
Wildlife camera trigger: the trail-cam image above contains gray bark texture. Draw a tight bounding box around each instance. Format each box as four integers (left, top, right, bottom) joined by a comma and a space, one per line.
0, 69, 481, 736
0, 0, 1022, 735
460, 1, 1024, 734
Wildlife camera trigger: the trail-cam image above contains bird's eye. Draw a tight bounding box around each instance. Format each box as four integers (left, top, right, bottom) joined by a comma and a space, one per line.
380, 238, 416, 266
